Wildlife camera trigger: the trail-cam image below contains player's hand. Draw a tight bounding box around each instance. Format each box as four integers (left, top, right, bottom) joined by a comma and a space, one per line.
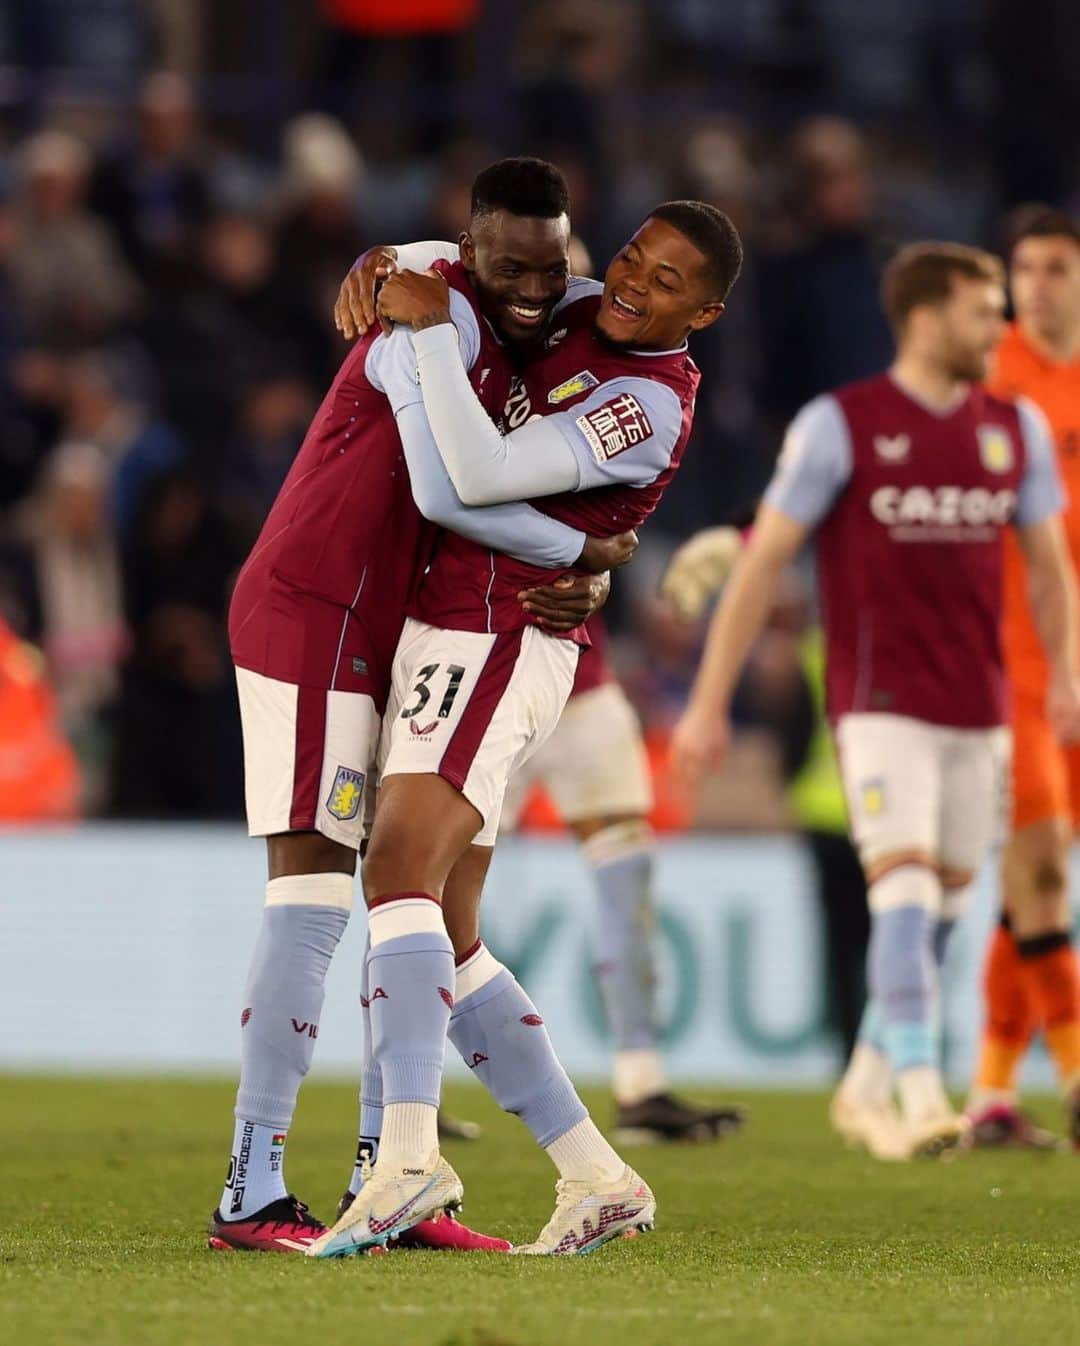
659, 526, 743, 621
1047, 666, 1080, 743
577, 530, 638, 574
377, 269, 452, 333
518, 572, 609, 631
670, 700, 730, 790
335, 247, 398, 339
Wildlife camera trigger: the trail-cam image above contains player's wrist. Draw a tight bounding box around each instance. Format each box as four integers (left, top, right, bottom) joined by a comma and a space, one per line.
411, 309, 454, 333
413, 311, 453, 332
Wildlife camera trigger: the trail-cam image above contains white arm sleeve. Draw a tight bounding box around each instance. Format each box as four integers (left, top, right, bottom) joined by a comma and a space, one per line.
369, 327, 586, 565
365, 288, 482, 406
410, 324, 683, 505
763, 395, 853, 528
1015, 396, 1067, 527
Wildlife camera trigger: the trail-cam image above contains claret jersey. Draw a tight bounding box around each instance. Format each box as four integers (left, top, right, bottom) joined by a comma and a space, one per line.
409, 286, 701, 640
765, 373, 1063, 728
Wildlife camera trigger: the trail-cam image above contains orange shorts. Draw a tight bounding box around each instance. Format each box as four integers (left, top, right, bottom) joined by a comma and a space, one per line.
1011, 691, 1080, 831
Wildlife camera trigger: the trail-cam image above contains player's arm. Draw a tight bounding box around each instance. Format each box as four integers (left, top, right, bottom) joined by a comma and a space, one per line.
369, 319, 628, 574
669, 396, 852, 787
336, 241, 461, 338
1013, 398, 1080, 737
377, 272, 681, 503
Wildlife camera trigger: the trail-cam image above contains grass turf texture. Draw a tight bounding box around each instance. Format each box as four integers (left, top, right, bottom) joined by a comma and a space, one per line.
3, 1079, 1078, 1346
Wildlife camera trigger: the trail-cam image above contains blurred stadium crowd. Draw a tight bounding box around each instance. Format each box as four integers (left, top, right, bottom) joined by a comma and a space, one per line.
1, 0, 1077, 824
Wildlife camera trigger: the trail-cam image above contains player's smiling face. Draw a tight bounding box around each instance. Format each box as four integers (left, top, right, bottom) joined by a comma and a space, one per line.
596, 218, 725, 350
461, 210, 571, 346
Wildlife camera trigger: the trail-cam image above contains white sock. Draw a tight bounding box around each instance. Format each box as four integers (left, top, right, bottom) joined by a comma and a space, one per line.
613, 1047, 666, 1106
375, 1102, 438, 1174
545, 1118, 625, 1183
839, 1043, 893, 1109
218, 1119, 287, 1219
897, 1065, 950, 1125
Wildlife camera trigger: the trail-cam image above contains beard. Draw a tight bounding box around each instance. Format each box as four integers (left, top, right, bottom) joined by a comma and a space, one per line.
944, 348, 989, 384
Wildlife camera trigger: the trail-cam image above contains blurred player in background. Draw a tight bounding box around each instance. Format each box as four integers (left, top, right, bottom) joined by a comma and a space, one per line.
671, 242, 1080, 1161
967, 208, 1080, 1148
662, 536, 870, 1068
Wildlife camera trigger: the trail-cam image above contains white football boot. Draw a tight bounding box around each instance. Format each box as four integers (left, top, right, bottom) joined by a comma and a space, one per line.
307, 1153, 463, 1258
901, 1110, 971, 1160
513, 1166, 655, 1256
829, 1090, 909, 1162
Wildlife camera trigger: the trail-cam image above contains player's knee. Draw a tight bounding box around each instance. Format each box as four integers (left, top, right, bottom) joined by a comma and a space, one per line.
267, 830, 356, 880
361, 825, 444, 903
863, 849, 935, 890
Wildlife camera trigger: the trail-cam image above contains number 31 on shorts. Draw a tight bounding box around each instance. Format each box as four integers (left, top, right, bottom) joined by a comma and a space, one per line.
400, 662, 467, 720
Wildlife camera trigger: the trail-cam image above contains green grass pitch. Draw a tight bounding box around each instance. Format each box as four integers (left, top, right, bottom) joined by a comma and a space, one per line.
3, 1077, 1078, 1346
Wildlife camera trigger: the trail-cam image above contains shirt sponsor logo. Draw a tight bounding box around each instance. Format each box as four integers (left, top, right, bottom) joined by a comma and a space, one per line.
576, 393, 654, 462
873, 433, 911, 462
977, 425, 1014, 473
869, 485, 1017, 534
326, 765, 364, 821
547, 370, 599, 404
502, 375, 536, 429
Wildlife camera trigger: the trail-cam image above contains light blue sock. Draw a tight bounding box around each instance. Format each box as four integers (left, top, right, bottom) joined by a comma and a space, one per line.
857, 916, 956, 1068
856, 999, 886, 1054
449, 943, 587, 1146
867, 876, 938, 1075
367, 896, 454, 1108
349, 934, 383, 1196
221, 1120, 287, 1218
223, 873, 352, 1218
585, 827, 660, 1052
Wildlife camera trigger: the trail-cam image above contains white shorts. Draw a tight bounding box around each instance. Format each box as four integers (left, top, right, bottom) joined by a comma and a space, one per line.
378, 618, 578, 845
235, 667, 379, 850
836, 712, 1011, 874
500, 681, 653, 830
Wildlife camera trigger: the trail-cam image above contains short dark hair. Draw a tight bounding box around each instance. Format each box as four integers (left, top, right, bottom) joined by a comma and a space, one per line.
881, 242, 1004, 335
470, 157, 570, 223
1004, 204, 1080, 258
647, 200, 743, 300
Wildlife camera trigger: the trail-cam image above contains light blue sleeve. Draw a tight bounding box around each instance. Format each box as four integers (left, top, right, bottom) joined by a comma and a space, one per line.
763, 395, 853, 528
392, 405, 586, 567
1014, 396, 1067, 527
365, 288, 481, 409
371, 325, 586, 568
546, 376, 685, 490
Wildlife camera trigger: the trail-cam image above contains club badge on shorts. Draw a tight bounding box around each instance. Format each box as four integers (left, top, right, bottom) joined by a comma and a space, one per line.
326, 766, 365, 821
861, 779, 886, 817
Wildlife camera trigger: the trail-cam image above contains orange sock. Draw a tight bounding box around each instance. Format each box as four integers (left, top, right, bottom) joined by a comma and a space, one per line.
974, 922, 1036, 1098
1016, 932, 1080, 1090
